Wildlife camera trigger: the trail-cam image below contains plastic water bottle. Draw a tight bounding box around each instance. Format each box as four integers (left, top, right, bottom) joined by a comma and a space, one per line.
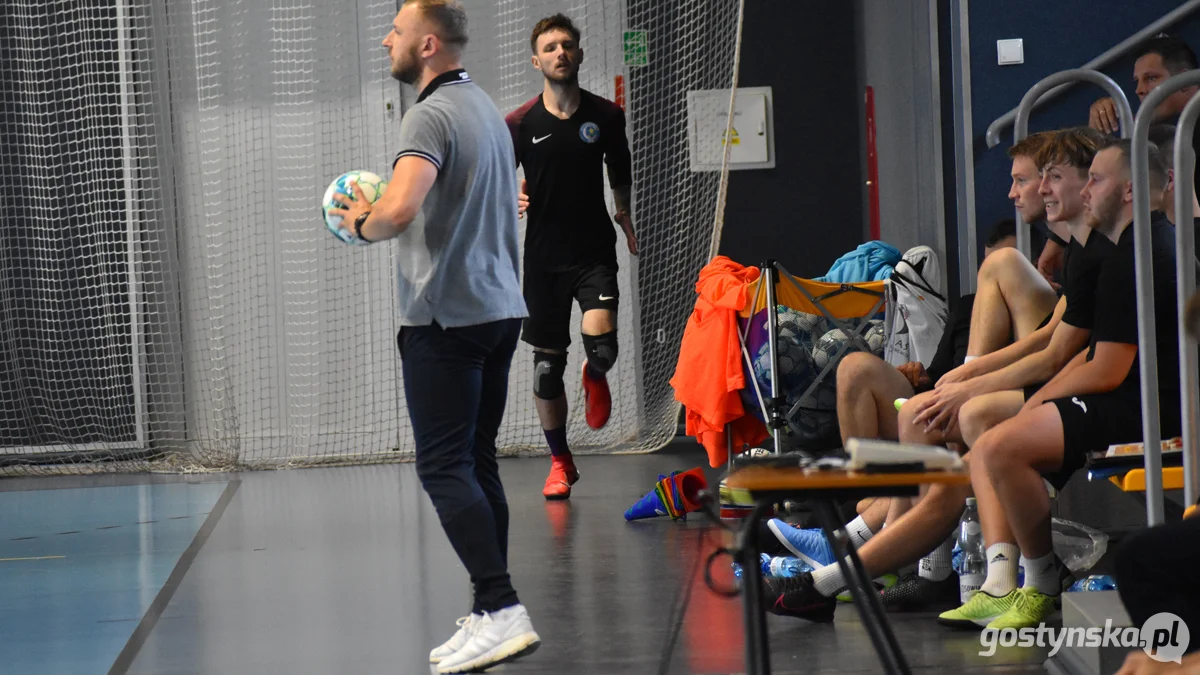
958, 497, 986, 603
732, 553, 772, 579
1068, 575, 1118, 592
767, 556, 812, 578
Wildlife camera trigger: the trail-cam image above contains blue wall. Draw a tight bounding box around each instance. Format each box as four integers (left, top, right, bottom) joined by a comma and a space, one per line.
968, 1, 1200, 250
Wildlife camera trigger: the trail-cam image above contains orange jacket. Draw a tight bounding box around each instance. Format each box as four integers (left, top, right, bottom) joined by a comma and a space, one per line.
670, 256, 770, 467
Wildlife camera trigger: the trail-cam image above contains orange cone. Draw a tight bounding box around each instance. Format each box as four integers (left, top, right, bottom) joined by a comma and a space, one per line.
624, 468, 709, 522
662, 467, 708, 516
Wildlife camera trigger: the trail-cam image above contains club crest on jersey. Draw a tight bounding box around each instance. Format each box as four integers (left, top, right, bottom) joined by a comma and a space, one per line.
579, 122, 600, 143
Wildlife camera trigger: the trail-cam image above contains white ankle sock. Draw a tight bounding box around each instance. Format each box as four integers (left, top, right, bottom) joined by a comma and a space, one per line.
1021, 552, 1061, 596
811, 562, 848, 597
845, 515, 875, 549
978, 543, 1020, 596
918, 536, 955, 582
964, 355, 979, 364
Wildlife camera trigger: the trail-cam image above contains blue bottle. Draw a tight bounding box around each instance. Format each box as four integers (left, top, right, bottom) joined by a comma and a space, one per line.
767, 556, 813, 578
732, 553, 772, 579
1069, 575, 1118, 592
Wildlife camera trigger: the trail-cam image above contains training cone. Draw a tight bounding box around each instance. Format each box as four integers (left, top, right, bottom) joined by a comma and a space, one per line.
624, 468, 709, 521
663, 467, 708, 516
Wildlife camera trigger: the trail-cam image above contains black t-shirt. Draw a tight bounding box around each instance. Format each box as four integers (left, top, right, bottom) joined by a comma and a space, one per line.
1061, 232, 1115, 330
1088, 212, 1181, 398
506, 90, 633, 270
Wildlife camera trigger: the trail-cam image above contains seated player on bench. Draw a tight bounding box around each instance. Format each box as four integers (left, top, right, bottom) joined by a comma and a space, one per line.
757, 168, 1046, 619
761, 129, 1117, 618
941, 138, 1182, 631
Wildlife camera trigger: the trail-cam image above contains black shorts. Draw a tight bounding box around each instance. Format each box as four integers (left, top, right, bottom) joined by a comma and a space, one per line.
1037, 309, 1055, 331
522, 263, 619, 350
1023, 381, 1048, 403
1044, 388, 1183, 490
1011, 309, 1055, 345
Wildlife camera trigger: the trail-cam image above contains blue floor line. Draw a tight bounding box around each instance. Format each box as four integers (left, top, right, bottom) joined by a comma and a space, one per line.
0, 482, 228, 675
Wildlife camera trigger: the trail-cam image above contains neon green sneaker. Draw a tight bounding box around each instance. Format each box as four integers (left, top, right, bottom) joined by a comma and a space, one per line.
937, 589, 1019, 628
836, 573, 898, 603
986, 587, 1058, 630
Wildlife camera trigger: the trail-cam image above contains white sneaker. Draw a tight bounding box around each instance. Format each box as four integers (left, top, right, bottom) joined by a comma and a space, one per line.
435, 604, 541, 673
429, 614, 480, 664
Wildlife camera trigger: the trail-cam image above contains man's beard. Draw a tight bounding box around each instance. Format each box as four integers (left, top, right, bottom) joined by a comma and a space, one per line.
1085, 199, 1118, 231
391, 45, 422, 85
542, 62, 579, 86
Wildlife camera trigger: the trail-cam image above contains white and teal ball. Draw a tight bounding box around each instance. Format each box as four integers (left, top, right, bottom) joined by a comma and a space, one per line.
812, 328, 853, 371
322, 170, 388, 246
865, 321, 886, 355
792, 311, 825, 335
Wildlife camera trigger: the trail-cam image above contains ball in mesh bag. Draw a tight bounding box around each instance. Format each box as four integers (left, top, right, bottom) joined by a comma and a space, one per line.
776, 333, 815, 386
864, 321, 886, 355
791, 309, 826, 336
812, 378, 838, 411
811, 328, 857, 371
321, 170, 388, 246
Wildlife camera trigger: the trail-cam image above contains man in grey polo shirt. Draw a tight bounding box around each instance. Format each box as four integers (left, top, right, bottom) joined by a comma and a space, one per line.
330, 1, 539, 672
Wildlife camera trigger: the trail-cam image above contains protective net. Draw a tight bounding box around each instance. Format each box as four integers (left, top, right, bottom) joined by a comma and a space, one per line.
0, 0, 744, 474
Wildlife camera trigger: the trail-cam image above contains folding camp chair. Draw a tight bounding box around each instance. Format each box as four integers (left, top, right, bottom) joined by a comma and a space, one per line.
736, 260, 887, 456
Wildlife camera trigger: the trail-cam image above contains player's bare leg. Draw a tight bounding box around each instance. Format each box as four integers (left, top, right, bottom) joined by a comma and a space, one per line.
836, 352, 914, 444
967, 248, 1058, 356
580, 308, 616, 429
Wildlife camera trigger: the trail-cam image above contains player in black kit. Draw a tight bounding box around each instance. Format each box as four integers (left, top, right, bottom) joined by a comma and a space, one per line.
506, 13, 636, 500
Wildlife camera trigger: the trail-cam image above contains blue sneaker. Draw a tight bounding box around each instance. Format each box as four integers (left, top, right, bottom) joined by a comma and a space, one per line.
766, 518, 837, 569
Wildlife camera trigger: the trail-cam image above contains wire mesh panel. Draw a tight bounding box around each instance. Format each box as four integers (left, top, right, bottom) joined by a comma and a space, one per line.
0, 0, 742, 474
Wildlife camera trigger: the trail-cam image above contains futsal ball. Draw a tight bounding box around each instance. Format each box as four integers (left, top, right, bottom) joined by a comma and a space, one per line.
321, 170, 388, 246
791, 310, 826, 336
864, 321, 886, 355
811, 328, 854, 371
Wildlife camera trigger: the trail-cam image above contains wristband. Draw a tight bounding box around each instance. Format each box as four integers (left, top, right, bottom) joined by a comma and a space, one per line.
353, 212, 373, 243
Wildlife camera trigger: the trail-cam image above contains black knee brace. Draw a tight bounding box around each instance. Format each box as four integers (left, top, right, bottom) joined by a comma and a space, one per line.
582, 331, 618, 374
533, 350, 568, 399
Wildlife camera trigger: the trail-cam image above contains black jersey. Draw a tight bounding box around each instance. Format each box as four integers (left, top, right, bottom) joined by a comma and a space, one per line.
1087, 212, 1181, 398
1060, 231, 1115, 330
506, 90, 632, 270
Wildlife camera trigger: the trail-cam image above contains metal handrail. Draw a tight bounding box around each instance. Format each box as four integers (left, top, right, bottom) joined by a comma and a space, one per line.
986, 0, 1200, 148
1131, 70, 1200, 525
1173, 95, 1200, 507
1011, 70, 1132, 258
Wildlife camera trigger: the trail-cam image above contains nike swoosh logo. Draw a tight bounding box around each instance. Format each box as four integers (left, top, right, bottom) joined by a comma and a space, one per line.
598, 294, 614, 301
773, 596, 828, 614
533, 134, 552, 144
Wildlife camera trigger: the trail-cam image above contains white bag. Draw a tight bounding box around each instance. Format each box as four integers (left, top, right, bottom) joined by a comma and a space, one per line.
883, 246, 948, 367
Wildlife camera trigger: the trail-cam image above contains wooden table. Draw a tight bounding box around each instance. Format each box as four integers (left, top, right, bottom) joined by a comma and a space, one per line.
722, 464, 971, 675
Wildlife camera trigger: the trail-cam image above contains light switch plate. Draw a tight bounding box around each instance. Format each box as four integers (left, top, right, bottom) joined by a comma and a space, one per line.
997, 38, 1024, 66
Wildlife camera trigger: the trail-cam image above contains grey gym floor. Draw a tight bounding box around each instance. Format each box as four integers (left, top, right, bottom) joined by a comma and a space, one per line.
6, 440, 1140, 674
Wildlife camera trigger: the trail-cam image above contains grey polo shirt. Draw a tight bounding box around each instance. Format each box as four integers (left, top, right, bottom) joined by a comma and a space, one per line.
392, 69, 527, 328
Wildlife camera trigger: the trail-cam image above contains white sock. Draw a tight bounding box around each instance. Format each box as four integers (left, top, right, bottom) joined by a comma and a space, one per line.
846, 515, 875, 549
811, 561, 848, 597
979, 543, 1020, 596
1021, 552, 1061, 596
918, 535, 955, 582
964, 355, 979, 364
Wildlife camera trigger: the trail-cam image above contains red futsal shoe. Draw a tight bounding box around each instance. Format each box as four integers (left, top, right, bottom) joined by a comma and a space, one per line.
542, 457, 580, 500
